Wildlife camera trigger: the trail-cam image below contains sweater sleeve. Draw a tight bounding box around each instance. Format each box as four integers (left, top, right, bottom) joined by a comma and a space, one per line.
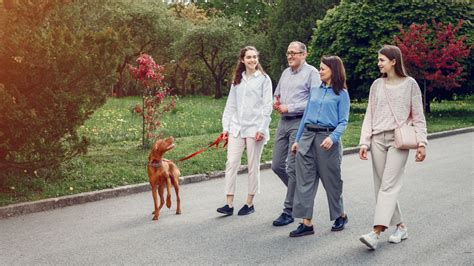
359, 81, 376, 148
410, 79, 428, 146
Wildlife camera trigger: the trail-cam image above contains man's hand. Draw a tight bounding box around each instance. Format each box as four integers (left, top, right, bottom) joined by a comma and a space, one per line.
255, 131, 264, 142
275, 104, 289, 114
273, 96, 281, 111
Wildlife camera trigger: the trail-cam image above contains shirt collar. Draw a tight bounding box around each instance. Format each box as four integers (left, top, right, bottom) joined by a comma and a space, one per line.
290, 62, 307, 74
242, 70, 262, 80
320, 82, 332, 89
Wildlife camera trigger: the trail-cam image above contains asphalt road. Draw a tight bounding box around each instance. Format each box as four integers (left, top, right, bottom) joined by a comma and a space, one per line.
1, 132, 473, 265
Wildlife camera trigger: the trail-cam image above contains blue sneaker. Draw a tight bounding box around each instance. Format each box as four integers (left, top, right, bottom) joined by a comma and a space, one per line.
237, 204, 255, 216
217, 204, 233, 216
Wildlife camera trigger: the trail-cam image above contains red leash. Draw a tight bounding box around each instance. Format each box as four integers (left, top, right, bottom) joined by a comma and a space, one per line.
178, 134, 228, 162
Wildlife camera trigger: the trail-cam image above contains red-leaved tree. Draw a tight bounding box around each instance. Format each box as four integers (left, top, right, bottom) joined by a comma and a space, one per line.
394, 19, 471, 113
128, 54, 177, 147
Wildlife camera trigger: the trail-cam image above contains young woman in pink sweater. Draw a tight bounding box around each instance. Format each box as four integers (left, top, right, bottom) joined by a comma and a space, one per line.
358, 45, 428, 250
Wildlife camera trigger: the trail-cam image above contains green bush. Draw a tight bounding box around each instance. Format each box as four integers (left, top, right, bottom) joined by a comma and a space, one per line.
0, 0, 120, 185
308, 0, 472, 100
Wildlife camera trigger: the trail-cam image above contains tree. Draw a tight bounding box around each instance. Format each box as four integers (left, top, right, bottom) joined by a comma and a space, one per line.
128, 54, 176, 147
107, 1, 177, 97
0, 0, 120, 181
267, 0, 339, 80
196, 0, 276, 33
308, 0, 472, 100
167, 3, 209, 95
175, 17, 245, 99
394, 20, 471, 113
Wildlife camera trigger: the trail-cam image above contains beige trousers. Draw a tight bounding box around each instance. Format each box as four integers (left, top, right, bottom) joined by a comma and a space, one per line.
224, 134, 265, 195
370, 130, 409, 227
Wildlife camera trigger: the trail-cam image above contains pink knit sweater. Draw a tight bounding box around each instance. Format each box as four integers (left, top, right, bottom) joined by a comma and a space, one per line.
359, 77, 428, 148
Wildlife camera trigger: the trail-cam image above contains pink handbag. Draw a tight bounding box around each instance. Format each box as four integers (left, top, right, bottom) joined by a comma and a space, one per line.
383, 83, 418, 149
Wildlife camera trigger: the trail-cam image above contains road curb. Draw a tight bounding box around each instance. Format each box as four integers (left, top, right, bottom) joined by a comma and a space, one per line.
1, 127, 472, 219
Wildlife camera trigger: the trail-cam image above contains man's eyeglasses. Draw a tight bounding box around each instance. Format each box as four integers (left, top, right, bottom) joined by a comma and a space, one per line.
286, 51, 304, 56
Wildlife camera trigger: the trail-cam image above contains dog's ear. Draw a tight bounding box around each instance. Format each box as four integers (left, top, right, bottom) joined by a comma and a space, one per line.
153, 140, 161, 152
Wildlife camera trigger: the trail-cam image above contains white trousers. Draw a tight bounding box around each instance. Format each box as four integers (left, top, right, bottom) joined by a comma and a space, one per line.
370, 130, 409, 227
224, 134, 265, 195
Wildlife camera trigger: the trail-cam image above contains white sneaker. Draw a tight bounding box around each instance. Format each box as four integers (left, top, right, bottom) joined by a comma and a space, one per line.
359, 231, 380, 250
389, 225, 408, 243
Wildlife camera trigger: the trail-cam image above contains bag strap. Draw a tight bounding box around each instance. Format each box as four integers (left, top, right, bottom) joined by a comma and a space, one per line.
382, 80, 402, 127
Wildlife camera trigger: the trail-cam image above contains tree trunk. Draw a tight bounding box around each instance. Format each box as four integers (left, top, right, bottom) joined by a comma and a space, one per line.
425, 93, 431, 114
423, 78, 427, 113
142, 93, 146, 148
214, 78, 222, 99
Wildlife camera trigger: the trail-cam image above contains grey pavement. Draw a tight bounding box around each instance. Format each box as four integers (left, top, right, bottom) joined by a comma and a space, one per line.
0, 132, 473, 264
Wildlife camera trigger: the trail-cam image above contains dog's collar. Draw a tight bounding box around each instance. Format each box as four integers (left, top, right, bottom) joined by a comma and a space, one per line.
148, 160, 162, 168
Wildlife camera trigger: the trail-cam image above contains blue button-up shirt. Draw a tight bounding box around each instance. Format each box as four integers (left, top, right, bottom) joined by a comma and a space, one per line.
295, 83, 350, 143
274, 62, 321, 116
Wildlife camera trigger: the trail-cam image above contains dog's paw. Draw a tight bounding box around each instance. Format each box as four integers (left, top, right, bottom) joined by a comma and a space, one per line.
152, 215, 159, 221
176, 209, 181, 215
166, 198, 171, 208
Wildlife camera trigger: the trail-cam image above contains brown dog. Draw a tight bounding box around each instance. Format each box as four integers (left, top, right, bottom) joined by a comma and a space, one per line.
147, 137, 181, 220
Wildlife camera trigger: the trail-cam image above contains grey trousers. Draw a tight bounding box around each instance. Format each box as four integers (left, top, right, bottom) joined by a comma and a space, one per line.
292, 129, 344, 220
271, 118, 301, 215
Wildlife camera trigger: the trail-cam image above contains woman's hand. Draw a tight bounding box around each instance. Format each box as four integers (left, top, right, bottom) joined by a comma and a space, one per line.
221, 131, 228, 140
359, 146, 368, 160
415, 146, 426, 162
320, 137, 333, 150
255, 131, 264, 142
291, 143, 299, 154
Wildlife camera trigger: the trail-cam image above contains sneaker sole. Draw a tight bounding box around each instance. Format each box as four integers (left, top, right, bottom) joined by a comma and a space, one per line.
389, 235, 408, 244
359, 237, 376, 250
216, 210, 233, 216
289, 231, 314, 237
237, 210, 255, 216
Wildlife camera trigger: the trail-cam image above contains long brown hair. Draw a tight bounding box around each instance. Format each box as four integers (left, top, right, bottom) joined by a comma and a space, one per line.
321, 55, 347, 95
378, 45, 408, 78
232, 46, 265, 85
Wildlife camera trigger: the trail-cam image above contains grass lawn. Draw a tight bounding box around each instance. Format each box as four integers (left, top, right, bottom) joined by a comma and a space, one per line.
1, 95, 473, 206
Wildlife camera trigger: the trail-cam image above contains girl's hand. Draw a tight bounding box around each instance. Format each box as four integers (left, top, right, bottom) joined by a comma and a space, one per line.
291, 143, 299, 154
221, 131, 228, 140
320, 137, 333, 150
359, 146, 368, 160
255, 132, 264, 142
415, 146, 426, 162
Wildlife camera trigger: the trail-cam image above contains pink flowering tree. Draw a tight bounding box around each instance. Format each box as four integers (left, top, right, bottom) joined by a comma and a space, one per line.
128, 54, 177, 147
394, 20, 471, 113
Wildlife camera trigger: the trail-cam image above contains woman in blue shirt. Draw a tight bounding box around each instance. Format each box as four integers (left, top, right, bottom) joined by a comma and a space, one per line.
289, 56, 350, 237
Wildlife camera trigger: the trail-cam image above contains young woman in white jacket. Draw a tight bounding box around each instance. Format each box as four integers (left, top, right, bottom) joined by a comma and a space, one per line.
217, 46, 273, 216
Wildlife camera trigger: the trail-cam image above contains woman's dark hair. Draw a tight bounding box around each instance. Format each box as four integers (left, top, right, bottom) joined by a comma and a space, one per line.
378, 45, 408, 78
320, 55, 347, 95
232, 46, 265, 85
